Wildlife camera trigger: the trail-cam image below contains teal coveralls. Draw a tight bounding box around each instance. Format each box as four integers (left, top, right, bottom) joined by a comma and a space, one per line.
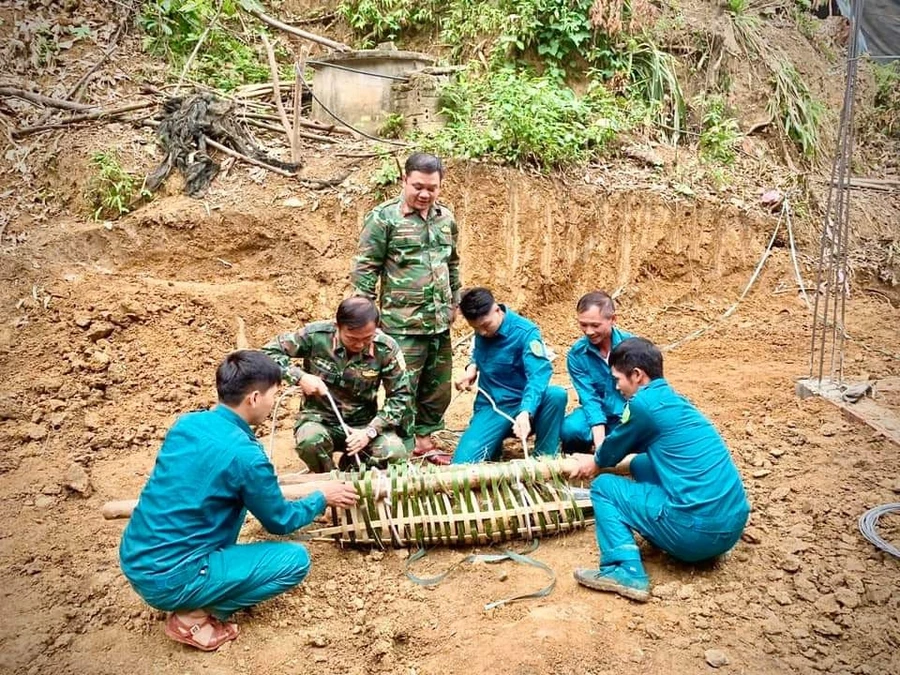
120, 405, 326, 620
561, 326, 633, 452
591, 379, 749, 566
452, 307, 567, 463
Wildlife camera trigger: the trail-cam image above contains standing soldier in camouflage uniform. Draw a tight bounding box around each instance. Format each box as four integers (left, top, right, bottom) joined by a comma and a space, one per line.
351, 152, 460, 457
262, 297, 413, 472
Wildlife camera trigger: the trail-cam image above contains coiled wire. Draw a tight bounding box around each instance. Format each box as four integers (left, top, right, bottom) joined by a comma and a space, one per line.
858, 503, 900, 559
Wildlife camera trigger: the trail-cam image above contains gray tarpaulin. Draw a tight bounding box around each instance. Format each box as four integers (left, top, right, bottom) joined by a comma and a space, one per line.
836, 0, 900, 62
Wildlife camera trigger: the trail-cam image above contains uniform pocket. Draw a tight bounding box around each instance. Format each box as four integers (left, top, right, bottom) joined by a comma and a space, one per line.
384, 288, 425, 308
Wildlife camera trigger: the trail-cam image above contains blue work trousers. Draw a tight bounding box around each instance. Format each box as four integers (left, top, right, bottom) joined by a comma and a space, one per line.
590, 455, 747, 565
452, 386, 567, 463
560, 407, 620, 453
130, 541, 311, 620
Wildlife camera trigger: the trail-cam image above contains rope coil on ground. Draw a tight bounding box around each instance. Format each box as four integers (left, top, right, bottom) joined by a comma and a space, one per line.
858, 503, 900, 559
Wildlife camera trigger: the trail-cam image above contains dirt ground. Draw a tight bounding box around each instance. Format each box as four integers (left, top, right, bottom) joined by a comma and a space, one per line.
0, 160, 899, 675
2, 1, 900, 673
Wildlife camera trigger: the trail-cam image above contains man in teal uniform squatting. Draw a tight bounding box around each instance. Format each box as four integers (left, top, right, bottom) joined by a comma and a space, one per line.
351, 152, 460, 458
452, 287, 567, 463
120, 351, 358, 651
569, 337, 749, 601
562, 290, 633, 453
262, 297, 413, 472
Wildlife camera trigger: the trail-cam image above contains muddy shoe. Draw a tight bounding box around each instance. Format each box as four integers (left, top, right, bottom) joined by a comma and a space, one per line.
573, 566, 650, 602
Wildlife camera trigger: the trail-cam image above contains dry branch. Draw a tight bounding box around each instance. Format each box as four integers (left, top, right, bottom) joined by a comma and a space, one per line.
175, 0, 225, 94
291, 46, 309, 163
0, 87, 97, 112
240, 110, 354, 136
11, 101, 156, 138
245, 7, 351, 52
261, 34, 294, 152
243, 117, 338, 143
202, 135, 297, 176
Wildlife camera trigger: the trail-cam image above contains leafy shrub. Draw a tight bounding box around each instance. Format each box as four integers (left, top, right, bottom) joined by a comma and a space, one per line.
87, 152, 146, 220
418, 67, 625, 168
138, 0, 271, 90
697, 95, 741, 164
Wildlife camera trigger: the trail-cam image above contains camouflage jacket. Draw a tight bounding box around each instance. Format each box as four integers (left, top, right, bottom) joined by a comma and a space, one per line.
262, 321, 413, 435
350, 196, 460, 335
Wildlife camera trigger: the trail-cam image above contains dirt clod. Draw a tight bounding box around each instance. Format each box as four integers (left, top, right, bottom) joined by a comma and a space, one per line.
63, 463, 91, 495
705, 649, 729, 668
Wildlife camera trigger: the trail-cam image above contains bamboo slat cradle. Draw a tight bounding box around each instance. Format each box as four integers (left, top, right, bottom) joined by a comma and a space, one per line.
303, 458, 594, 548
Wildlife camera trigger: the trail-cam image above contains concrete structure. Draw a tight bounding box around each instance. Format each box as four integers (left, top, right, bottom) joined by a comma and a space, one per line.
309, 47, 435, 135
391, 69, 451, 135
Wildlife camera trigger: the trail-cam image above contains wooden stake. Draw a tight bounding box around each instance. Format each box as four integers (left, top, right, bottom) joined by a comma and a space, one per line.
291, 46, 309, 163
260, 34, 294, 152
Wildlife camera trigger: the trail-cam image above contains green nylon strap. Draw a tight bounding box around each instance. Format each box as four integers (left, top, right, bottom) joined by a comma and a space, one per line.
404, 540, 556, 611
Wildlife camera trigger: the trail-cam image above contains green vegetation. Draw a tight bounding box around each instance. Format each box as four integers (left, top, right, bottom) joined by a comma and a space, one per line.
370, 152, 402, 199
725, 0, 749, 15
138, 0, 273, 90
872, 61, 900, 138
338, 0, 438, 43
133, 0, 830, 172
417, 67, 625, 168
87, 152, 147, 220
768, 62, 825, 158
698, 96, 741, 165
378, 113, 406, 139
730, 10, 824, 158
336, 0, 686, 167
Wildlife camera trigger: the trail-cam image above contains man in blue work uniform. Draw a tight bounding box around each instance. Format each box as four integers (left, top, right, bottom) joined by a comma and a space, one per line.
452, 287, 567, 463
562, 290, 633, 453
120, 351, 358, 651
569, 337, 749, 601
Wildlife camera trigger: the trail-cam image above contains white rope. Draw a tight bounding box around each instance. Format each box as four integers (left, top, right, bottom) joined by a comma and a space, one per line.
477, 386, 529, 460
268, 386, 301, 463
785, 196, 813, 310
664, 210, 783, 351
323, 387, 362, 467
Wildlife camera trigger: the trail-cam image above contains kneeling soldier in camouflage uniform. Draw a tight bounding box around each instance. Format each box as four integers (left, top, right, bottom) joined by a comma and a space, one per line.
262, 297, 413, 472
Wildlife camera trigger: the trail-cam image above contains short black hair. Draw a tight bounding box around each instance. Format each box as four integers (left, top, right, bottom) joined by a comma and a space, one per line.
576, 290, 615, 316
609, 337, 664, 380
336, 296, 380, 329
459, 287, 496, 320
404, 152, 444, 178
216, 350, 282, 405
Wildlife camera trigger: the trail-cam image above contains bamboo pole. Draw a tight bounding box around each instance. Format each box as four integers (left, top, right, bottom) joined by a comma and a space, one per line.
101, 478, 332, 520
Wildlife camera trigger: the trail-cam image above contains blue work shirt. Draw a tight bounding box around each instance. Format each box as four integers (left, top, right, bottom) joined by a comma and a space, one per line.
120, 405, 326, 584
594, 379, 749, 517
472, 306, 552, 417
567, 326, 633, 427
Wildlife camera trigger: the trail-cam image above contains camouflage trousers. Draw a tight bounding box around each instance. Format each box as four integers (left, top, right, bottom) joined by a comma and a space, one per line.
390, 332, 451, 437
294, 418, 411, 473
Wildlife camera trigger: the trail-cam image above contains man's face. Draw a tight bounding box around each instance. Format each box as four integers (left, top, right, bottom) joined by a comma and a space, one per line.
248, 384, 278, 425
402, 170, 441, 214
338, 321, 377, 354
612, 366, 642, 400
467, 305, 504, 338
577, 305, 616, 346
